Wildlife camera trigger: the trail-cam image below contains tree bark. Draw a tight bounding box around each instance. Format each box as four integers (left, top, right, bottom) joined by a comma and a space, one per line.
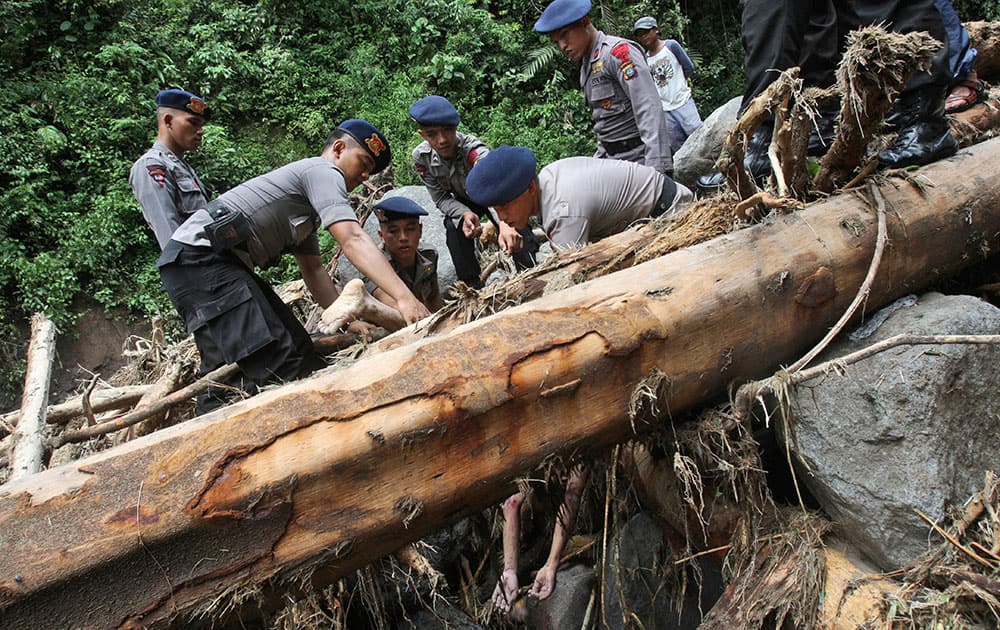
2, 139, 1000, 628
8, 314, 56, 481
967, 21, 1000, 80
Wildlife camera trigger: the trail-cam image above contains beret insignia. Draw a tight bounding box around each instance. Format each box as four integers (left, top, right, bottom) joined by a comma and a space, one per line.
187, 97, 208, 115
365, 133, 387, 156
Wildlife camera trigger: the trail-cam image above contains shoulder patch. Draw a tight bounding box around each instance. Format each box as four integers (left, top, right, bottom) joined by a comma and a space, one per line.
621, 62, 637, 81
415, 162, 427, 177
467, 148, 480, 167
610, 42, 632, 65
145, 164, 167, 187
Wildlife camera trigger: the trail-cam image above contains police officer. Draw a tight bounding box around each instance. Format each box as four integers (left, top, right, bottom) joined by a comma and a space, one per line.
130, 88, 213, 249
466, 146, 693, 251
410, 95, 538, 288
159, 119, 430, 413
534, 0, 673, 175
366, 196, 443, 312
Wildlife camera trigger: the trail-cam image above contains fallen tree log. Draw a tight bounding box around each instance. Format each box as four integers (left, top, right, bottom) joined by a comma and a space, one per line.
3, 139, 1000, 628
8, 314, 56, 481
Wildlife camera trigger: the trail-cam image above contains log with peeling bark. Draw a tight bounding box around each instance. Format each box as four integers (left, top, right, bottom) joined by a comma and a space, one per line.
2, 139, 1000, 628
8, 314, 57, 481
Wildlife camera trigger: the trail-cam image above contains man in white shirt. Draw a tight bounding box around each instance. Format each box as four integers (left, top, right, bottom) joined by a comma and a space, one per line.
633, 16, 703, 154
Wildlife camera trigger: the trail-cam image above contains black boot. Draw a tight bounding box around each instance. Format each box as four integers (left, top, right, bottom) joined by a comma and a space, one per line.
879, 87, 957, 169
807, 105, 838, 156
697, 124, 773, 191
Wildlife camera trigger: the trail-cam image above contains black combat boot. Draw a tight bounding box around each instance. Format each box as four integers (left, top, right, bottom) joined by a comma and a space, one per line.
879, 87, 957, 169
697, 123, 773, 191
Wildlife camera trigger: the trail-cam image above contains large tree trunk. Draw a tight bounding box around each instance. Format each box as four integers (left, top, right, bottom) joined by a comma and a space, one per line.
3, 139, 1000, 628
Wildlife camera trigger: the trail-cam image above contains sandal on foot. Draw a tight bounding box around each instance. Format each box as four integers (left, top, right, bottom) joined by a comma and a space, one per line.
945, 77, 988, 114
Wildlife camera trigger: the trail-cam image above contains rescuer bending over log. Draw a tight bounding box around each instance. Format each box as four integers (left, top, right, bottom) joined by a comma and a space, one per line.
465, 145, 693, 251
158, 119, 429, 413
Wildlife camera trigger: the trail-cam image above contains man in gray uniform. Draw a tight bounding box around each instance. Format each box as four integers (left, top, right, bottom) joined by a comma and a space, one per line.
535, 0, 673, 175
410, 95, 537, 288
130, 88, 213, 249
466, 146, 692, 251
160, 119, 430, 412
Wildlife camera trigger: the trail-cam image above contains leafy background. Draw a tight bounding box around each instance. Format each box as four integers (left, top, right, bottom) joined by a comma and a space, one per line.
0, 0, 995, 403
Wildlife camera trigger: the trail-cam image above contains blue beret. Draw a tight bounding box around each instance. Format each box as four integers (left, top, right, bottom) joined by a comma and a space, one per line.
465, 145, 537, 207
338, 119, 392, 174
534, 0, 592, 33
409, 96, 460, 127
375, 196, 429, 221
156, 88, 212, 121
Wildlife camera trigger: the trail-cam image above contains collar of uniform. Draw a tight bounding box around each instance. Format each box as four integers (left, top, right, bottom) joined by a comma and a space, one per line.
588, 30, 608, 63
152, 141, 181, 163
385, 246, 433, 274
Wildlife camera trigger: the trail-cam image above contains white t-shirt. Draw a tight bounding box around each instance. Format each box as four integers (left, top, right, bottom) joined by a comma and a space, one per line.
647, 44, 692, 112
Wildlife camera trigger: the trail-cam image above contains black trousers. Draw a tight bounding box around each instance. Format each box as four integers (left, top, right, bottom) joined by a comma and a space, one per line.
739, 0, 949, 114
159, 243, 325, 411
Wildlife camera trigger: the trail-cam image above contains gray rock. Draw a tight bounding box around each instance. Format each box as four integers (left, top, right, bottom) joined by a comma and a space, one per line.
337, 186, 457, 291
673, 96, 741, 188
527, 563, 594, 629
394, 599, 483, 630
787, 292, 1000, 570
601, 511, 722, 630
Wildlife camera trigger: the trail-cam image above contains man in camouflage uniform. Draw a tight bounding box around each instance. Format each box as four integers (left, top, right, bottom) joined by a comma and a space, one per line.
410, 95, 537, 289
365, 196, 443, 312
535, 0, 673, 175
130, 88, 212, 249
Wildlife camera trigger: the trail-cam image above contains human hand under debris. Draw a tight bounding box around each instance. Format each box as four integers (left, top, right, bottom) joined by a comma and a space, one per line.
491, 567, 519, 611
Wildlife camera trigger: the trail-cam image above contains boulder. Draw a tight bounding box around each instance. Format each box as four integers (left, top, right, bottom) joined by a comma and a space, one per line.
394, 599, 483, 630
673, 96, 741, 188
601, 511, 723, 629
786, 292, 1000, 570
338, 186, 458, 291
526, 563, 594, 629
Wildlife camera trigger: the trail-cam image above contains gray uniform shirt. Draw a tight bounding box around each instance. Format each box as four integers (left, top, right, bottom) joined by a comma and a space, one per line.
538, 157, 663, 249
129, 141, 210, 249
582, 31, 673, 174
171, 157, 356, 268
413, 132, 490, 224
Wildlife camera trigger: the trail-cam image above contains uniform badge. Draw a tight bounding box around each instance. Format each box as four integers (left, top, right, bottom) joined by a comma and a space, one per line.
591, 60, 604, 74
467, 148, 480, 166
592, 48, 600, 60
621, 63, 637, 80
610, 43, 632, 65
145, 164, 167, 187
602, 98, 612, 110
365, 133, 386, 156
187, 97, 208, 115
415, 162, 427, 176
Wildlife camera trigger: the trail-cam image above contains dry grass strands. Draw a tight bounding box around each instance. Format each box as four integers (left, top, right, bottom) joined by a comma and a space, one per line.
813, 26, 941, 193
868, 471, 1000, 628
701, 508, 831, 630
633, 196, 743, 266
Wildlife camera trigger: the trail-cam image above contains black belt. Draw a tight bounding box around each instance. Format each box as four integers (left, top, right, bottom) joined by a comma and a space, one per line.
206, 198, 230, 219
602, 135, 643, 155
649, 177, 678, 219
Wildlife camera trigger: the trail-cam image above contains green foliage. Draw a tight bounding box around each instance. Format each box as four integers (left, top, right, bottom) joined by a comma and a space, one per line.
0, 0, 995, 402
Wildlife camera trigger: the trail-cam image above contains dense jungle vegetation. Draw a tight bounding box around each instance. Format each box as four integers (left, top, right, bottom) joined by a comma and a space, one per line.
1, 0, 997, 400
